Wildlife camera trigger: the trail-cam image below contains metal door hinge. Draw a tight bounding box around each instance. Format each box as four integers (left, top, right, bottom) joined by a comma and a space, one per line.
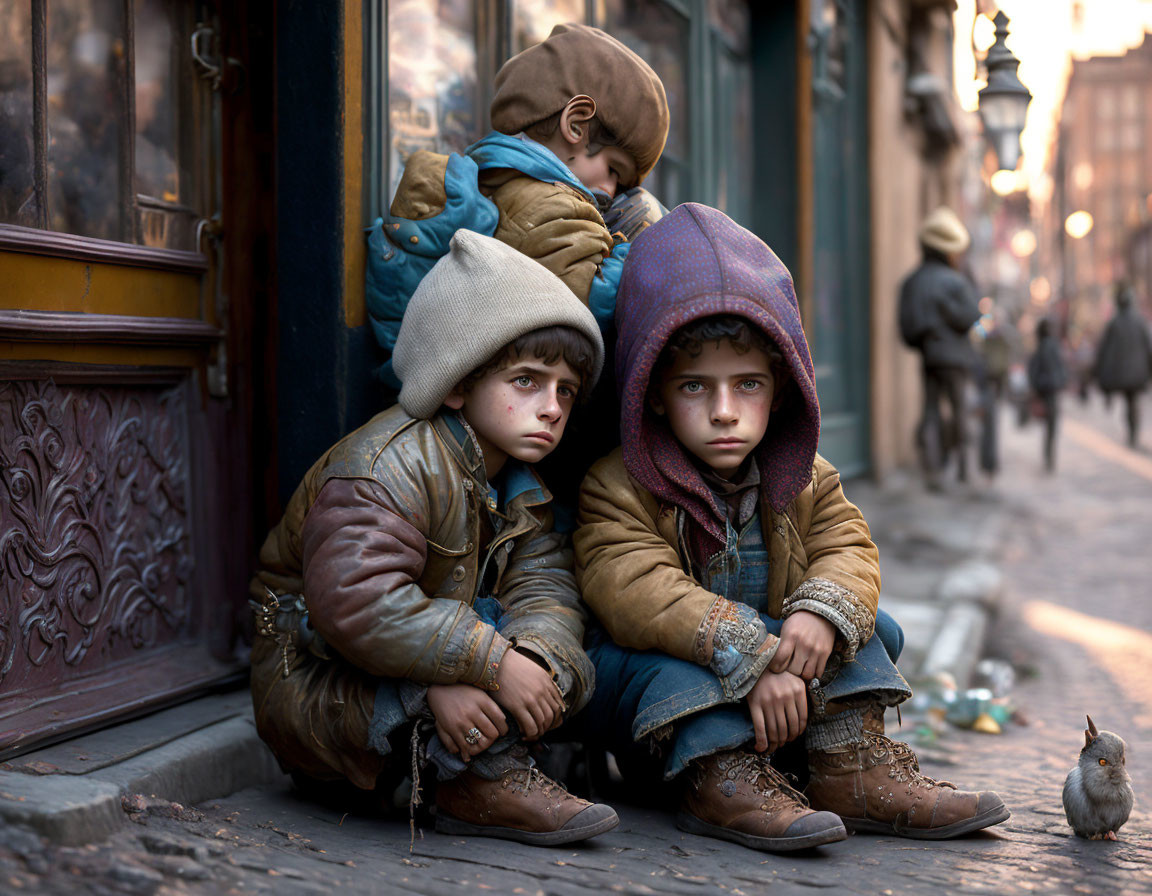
197, 213, 229, 398
191, 24, 245, 93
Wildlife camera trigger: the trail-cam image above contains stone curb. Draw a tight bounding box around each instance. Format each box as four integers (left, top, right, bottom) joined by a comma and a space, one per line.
917, 555, 1006, 689
0, 716, 284, 846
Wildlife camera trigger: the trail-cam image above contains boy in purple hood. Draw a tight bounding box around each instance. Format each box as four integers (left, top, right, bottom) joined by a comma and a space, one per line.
573, 204, 1008, 852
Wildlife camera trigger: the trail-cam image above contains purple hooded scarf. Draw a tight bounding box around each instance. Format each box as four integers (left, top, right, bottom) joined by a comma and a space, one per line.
615, 203, 821, 554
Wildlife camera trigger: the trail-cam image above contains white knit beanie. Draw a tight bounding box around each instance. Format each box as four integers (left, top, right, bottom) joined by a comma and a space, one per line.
393, 230, 605, 419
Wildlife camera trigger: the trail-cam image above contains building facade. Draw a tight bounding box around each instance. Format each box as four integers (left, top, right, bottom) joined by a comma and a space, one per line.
0, 0, 963, 754
1042, 35, 1152, 340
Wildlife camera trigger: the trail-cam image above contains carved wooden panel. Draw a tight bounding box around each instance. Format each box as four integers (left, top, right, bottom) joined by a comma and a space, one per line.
0, 378, 195, 694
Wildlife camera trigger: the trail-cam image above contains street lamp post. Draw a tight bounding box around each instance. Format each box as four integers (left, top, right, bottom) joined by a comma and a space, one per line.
978, 11, 1032, 173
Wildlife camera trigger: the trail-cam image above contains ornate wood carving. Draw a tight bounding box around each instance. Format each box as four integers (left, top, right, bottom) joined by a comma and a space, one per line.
0, 378, 194, 693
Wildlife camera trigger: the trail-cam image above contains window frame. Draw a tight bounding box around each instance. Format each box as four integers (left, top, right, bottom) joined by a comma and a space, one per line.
1, 0, 214, 269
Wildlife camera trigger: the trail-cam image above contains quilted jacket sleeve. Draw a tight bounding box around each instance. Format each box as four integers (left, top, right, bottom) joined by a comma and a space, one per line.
780, 455, 880, 661
301, 477, 509, 689
575, 453, 778, 699
488, 177, 614, 306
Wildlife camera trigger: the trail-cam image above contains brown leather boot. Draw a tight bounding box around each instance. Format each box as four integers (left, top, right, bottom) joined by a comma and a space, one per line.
434, 767, 618, 845
677, 750, 847, 852
807, 732, 1010, 839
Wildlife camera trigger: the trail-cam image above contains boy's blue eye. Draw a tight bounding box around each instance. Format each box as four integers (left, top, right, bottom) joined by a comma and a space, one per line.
680, 382, 704, 393
514, 375, 533, 387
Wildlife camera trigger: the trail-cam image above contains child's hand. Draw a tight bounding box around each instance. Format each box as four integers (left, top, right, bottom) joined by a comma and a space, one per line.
745, 669, 808, 753
426, 683, 509, 761
769, 611, 836, 682
492, 648, 566, 740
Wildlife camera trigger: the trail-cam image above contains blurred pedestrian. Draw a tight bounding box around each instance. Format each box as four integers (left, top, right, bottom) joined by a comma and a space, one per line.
1093, 282, 1152, 448
974, 312, 1015, 479
898, 207, 982, 490
1068, 331, 1095, 404
1027, 318, 1068, 472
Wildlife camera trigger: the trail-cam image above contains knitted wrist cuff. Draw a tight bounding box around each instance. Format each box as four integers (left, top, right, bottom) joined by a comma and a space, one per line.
805, 706, 866, 751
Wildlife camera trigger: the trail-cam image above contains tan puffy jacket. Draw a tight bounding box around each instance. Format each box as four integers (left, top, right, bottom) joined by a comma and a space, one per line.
575, 449, 880, 673
389, 151, 614, 306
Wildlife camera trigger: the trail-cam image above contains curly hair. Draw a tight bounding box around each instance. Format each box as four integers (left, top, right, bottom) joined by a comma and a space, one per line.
454, 325, 598, 401
656, 314, 787, 379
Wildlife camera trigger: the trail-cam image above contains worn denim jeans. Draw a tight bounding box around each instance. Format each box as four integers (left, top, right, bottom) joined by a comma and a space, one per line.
578, 514, 911, 779
580, 609, 909, 779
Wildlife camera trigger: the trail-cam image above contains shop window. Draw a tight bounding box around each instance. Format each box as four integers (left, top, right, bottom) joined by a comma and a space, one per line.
0, 0, 203, 250
513, 0, 584, 52
711, 0, 751, 226
383, 0, 484, 203
0, 0, 35, 226
599, 0, 690, 206
368, 0, 750, 221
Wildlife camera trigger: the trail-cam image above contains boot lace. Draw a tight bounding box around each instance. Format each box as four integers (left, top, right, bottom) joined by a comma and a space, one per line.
728, 752, 810, 807
507, 766, 567, 797
867, 733, 955, 790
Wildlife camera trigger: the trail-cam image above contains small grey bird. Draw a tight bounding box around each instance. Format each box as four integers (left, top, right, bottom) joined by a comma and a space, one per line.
1062, 715, 1134, 840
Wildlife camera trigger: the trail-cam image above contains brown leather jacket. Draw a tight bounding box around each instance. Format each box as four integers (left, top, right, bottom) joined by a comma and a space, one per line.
575, 449, 880, 686
250, 405, 593, 787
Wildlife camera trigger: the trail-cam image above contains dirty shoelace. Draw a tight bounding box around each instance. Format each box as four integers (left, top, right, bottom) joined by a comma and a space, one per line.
868, 733, 956, 790
730, 752, 811, 806
508, 766, 567, 796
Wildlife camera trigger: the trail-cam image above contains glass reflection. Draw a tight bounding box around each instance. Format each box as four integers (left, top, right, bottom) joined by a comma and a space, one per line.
0, 0, 35, 227
513, 0, 585, 54
714, 45, 752, 227
46, 0, 127, 241
387, 0, 482, 200
600, 0, 688, 205
133, 0, 194, 249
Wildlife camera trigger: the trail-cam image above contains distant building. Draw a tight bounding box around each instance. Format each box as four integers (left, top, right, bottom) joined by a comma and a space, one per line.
1043, 34, 1152, 338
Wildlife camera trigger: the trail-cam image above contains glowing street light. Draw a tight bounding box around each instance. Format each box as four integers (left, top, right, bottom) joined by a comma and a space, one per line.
1065, 210, 1094, 240
977, 12, 1032, 174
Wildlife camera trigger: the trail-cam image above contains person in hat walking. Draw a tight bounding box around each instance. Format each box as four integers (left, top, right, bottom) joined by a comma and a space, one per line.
897, 207, 982, 490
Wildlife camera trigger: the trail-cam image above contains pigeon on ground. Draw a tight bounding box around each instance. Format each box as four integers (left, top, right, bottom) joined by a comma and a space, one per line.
1062, 715, 1133, 841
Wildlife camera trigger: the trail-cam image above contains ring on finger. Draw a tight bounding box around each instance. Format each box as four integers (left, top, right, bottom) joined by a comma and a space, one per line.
464, 726, 482, 746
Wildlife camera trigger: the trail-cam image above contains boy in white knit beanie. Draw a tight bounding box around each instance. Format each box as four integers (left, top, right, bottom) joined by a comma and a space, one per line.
248, 231, 617, 845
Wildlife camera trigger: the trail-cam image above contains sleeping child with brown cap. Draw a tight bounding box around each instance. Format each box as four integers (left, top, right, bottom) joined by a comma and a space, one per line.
366, 23, 672, 389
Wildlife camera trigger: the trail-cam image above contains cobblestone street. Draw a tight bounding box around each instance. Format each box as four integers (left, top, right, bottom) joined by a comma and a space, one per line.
2, 393, 1150, 895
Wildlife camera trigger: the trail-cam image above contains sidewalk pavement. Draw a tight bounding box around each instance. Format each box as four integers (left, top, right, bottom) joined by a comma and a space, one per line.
0, 467, 1008, 848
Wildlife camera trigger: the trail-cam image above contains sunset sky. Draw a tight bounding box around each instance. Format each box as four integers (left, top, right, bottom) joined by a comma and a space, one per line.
953, 0, 1152, 201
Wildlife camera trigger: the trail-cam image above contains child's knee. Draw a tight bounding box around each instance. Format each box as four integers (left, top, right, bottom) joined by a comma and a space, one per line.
873, 608, 904, 662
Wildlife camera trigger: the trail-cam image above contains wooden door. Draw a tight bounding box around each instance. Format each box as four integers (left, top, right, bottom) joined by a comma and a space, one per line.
0, 0, 259, 758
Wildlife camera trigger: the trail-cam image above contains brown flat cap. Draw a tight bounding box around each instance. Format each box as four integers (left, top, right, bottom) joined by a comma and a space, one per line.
490, 23, 670, 184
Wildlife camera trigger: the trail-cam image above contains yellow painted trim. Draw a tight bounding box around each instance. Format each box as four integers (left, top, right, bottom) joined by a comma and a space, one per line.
343, 0, 367, 329
0, 343, 204, 368
0, 252, 201, 319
